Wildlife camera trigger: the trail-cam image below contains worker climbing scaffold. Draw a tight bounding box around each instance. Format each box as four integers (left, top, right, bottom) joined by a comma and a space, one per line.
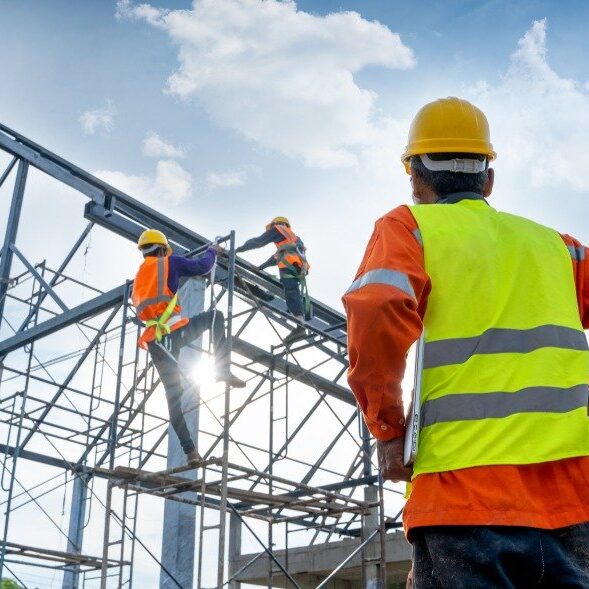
131, 229, 246, 463
236, 216, 311, 343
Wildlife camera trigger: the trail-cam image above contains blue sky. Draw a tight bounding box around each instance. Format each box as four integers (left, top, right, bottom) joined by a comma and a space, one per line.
3, 1, 589, 312
2, 0, 589, 385
2, 0, 589, 406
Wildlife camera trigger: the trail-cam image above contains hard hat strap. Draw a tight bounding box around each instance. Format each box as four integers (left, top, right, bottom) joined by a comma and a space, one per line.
141, 244, 163, 255
419, 154, 487, 174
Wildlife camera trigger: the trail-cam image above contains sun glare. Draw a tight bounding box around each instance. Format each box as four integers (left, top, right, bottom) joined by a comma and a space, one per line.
191, 355, 225, 400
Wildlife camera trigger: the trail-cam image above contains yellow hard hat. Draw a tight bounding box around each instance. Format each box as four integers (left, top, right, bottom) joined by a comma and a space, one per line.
266, 216, 290, 230
401, 97, 496, 174
137, 229, 172, 255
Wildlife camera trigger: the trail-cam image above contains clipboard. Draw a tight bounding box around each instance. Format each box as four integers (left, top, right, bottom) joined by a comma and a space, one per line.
404, 331, 425, 466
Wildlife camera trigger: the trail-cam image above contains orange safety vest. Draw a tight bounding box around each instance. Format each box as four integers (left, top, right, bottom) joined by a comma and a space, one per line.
274, 225, 310, 274
131, 256, 189, 349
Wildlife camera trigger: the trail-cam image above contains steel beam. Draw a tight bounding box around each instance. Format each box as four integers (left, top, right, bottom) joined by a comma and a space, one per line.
0, 156, 17, 189
10, 244, 69, 312
232, 338, 353, 405
0, 444, 104, 477
0, 284, 126, 356
15, 222, 94, 334
0, 126, 104, 203
0, 159, 28, 322
0, 124, 346, 341
18, 304, 121, 449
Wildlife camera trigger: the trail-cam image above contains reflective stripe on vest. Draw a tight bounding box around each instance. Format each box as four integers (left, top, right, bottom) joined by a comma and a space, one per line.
133, 257, 178, 318
568, 244, 585, 262
274, 225, 306, 272
424, 324, 587, 368
346, 268, 415, 299
409, 199, 589, 476
133, 256, 187, 348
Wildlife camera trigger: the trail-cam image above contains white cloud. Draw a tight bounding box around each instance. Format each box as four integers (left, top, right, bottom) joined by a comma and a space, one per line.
79, 100, 116, 134
142, 131, 185, 158
206, 169, 247, 189
470, 19, 589, 192
95, 160, 193, 204
116, 0, 415, 168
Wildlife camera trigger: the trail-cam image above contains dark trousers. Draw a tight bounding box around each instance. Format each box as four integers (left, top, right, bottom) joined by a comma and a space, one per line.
279, 269, 304, 317
412, 523, 589, 588
148, 310, 229, 455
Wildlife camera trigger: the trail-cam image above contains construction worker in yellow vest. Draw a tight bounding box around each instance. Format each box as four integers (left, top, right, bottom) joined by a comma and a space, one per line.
236, 217, 310, 343
343, 97, 589, 587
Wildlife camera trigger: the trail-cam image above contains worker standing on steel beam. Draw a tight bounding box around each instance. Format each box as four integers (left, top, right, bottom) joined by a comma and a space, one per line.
343, 97, 589, 586
132, 229, 245, 463
236, 217, 311, 343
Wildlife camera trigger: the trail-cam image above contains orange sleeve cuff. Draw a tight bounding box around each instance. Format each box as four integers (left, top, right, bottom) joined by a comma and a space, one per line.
365, 406, 406, 441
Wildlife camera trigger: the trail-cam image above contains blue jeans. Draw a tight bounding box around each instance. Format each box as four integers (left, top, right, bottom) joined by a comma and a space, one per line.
279, 269, 304, 317
412, 523, 589, 588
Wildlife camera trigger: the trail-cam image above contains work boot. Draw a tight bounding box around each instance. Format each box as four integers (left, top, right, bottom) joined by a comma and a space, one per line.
284, 325, 306, 345
218, 372, 247, 389
186, 449, 202, 464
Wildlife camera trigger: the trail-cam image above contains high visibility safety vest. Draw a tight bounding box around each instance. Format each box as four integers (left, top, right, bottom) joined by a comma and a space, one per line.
409, 199, 589, 477
274, 225, 310, 275
131, 256, 189, 349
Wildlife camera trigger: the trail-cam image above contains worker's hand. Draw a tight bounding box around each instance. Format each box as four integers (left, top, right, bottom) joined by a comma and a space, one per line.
406, 567, 414, 589
377, 437, 412, 482
211, 243, 225, 255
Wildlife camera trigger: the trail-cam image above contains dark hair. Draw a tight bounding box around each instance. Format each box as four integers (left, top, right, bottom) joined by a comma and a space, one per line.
410, 153, 488, 197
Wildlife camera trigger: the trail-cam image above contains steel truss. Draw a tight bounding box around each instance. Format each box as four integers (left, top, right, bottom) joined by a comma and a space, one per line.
0, 123, 409, 588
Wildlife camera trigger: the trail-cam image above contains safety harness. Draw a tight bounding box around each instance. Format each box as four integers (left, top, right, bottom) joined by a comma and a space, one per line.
143, 293, 179, 343
274, 226, 312, 319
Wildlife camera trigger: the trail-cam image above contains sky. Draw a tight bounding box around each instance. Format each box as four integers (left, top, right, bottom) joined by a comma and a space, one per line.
2, 0, 589, 586
3, 0, 589, 307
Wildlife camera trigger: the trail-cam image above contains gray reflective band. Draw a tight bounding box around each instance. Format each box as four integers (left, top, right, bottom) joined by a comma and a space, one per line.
424, 324, 588, 369
136, 295, 174, 315
135, 257, 172, 315
568, 245, 585, 262
345, 268, 415, 299
157, 257, 165, 297
421, 384, 589, 428
412, 229, 423, 246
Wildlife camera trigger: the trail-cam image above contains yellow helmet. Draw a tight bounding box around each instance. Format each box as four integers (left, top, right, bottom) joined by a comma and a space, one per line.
401, 97, 496, 174
266, 216, 290, 230
137, 229, 172, 255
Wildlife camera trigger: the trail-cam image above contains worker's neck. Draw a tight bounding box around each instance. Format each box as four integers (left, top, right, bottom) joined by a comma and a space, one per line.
437, 191, 486, 204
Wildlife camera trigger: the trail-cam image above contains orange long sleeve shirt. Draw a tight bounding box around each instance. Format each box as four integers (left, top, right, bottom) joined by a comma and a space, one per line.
343, 203, 589, 538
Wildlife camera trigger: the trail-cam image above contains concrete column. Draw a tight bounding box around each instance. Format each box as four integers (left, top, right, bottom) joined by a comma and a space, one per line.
359, 420, 382, 589
228, 512, 242, 589
159, 278, 205, 589
62, 472, 90, 589
363, 485, 381, 589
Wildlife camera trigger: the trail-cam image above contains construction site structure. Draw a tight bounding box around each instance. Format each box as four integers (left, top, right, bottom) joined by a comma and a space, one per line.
0, 123, 411, 588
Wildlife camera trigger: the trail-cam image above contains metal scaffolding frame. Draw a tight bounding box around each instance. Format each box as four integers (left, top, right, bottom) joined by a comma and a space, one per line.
0, 123, 407, 588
